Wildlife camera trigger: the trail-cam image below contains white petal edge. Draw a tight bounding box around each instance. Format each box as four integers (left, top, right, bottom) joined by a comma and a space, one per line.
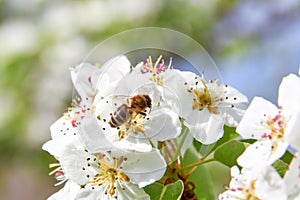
236, 97, 278, 139
278, 74, 300, 116
120, 149, 167, 188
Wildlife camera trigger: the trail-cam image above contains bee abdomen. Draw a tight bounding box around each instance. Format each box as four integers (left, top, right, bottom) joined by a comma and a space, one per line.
109, 104, 130, 128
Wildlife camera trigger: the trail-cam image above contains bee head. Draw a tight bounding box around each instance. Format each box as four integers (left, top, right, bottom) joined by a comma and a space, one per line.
143, 95, 152, 109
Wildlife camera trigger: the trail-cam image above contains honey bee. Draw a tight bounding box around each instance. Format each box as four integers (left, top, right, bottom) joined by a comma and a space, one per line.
109, 94, 152, 128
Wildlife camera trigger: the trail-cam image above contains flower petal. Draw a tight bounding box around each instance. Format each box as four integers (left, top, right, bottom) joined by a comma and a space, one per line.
60, 145, 98, 185
145, 108, 181, 141
42, 115, 82, 157
221, 105, 246, 127
120, 149, 166, 187
75, 183, 150, 200
162, 70, 194, 117
278, 74, 300, 116
114, 138, 152, 152
75, 185, 108, 200
47, 181, 80, 200
237, 140, 271, 170
70, 63, 100, 98
236, 97, 278, 139
237, 140, 288, 170
118, 183, 150, 200
187, 111, 224, 144
50, 115, 79, 140
220, 165, 287, 200
99, 55, 131, 84
285, 112, 300, 151
284, 153, 300, 197
96, 55, 131, 98
222, 84, 248, 104
255, 166, 287, 199
78, 116, 116, 153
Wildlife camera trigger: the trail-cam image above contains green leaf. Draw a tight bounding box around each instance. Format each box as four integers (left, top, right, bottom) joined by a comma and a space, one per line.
280, 149, 294, 165
214, 140, 246, 167
194, 125, 240, 157
183, 146, 215, 199
144, 183, 162, 200
144, 180, 184, 200
272, 159, 289, 178
272, 150, 295, 178
240, 138, 256, 144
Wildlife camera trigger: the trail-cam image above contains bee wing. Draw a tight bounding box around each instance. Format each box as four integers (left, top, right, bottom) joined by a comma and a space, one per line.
108, 95, 132, 120
106, 95, 132, 127
107, 95, 130, 108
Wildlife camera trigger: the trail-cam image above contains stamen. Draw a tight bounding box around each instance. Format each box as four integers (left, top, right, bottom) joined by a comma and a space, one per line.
49, 163, 62, 176
89, 154, 130, 197
116, 111, 148, 139
141, 56, 169, 86
191, 81, 219, 114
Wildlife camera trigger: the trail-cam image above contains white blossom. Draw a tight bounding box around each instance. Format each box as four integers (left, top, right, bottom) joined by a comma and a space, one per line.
80, 69, 181, 153
130, 56, 247, 144
284, 153, 300, 199
278, 73, 300, 118
69, 56, 139, 152
219, 165, 287, 200
278, 73, 300, 151
59, 144, 166, 199
43, 56, 132, 189
237, 74, 300, 169
42, 110, 83, 158
180, 72, 247, 144
47, 181, 81, 200
131, 56, 191, 116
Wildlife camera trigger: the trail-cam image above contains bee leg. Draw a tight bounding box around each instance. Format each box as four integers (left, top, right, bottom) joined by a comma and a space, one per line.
138, 111, 147, 117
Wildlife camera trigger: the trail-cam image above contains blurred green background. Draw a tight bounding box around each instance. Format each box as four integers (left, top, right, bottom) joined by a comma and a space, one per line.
0, 0, 299, 199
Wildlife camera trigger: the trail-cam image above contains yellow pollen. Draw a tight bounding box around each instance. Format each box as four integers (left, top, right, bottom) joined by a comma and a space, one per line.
261, 113, 287, 152
243, 180, 260, 200
149, 75, 164, 86
268, 115, 286, 141
90, 154, 130, 196
143, 55, 165, 86
119, 113, 147, 139
269, 114, 286, 152
191, 81, 219, 114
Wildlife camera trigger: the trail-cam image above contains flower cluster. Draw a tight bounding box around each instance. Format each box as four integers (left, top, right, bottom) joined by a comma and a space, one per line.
43, 55, 248, 199
219, 71, 300, 200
